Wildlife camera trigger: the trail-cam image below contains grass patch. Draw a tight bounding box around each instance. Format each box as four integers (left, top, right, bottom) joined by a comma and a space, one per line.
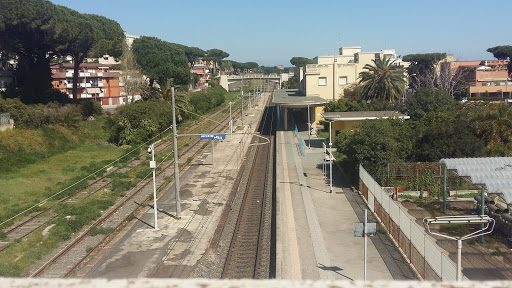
0, 119, 127, 226
452, 192, 480, 199
111, 178, 134, 194
317, 131, 329, 139
0, 197, 115, 276
88, 226, 114, 237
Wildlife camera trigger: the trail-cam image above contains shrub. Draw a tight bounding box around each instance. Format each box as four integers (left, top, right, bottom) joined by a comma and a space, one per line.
79, 100, 102, 119
108, 100, 173, 145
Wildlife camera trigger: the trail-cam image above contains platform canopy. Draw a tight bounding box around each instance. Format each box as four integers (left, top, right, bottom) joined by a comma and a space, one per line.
272, 89, 327, 108
440, 157, 512, 203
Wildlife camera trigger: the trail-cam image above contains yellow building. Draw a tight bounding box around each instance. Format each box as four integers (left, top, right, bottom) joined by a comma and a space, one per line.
301, 47, 408, 101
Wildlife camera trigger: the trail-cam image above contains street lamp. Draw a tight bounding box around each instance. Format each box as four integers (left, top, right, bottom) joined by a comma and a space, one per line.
424, 215, 494, 281
148, 144, 158, 229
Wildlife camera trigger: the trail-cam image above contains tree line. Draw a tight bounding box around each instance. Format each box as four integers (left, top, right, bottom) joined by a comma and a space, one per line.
0, 0, 125, 103
292, 46, 512, 182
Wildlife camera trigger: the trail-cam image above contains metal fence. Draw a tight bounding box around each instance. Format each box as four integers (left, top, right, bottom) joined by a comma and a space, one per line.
0, 113, 10, 126
360, 165, 465, 281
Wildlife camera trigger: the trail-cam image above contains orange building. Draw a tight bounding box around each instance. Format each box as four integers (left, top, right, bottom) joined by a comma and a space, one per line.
51, 63, 126, 106
190, 59, 213, 88
443, 60, 511, 98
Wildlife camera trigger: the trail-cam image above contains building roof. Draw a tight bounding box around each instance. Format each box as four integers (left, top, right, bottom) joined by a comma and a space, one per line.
440, 157, 512, 203
272, 89, 327, 107
322, 111, 410, 121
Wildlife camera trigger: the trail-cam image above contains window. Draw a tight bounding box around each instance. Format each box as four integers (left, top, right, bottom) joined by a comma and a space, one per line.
338, 76, 347, 86
318, 77, 327, 86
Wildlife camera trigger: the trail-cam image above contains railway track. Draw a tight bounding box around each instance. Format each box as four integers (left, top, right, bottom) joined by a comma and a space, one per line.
221, 101, 275, 279
28, 101, 251, 278
0, 100, 242, 254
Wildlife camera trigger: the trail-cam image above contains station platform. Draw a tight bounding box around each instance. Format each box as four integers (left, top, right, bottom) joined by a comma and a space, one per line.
275, 129, 417, 280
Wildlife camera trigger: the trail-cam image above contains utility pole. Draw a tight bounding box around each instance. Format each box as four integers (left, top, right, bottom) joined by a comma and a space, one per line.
241, 78, 244, 125
329, 121, 333, 193
307, 104, 311, 149
229, 102, 233, 140
149, 144, 157, 229
171, 87, 181, 219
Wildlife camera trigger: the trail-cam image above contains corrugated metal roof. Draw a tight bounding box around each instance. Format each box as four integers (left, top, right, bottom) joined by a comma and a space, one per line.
440, 157, 512, 203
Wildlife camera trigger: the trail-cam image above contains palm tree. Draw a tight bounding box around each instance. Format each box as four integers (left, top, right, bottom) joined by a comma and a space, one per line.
160, 79, 191, 122
359, 57, 406, 102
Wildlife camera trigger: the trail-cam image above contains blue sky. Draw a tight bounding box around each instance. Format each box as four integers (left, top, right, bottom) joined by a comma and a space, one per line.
50, 0, 509, 66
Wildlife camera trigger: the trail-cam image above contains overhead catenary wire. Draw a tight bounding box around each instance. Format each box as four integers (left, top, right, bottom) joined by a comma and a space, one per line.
0, 99, 243, 227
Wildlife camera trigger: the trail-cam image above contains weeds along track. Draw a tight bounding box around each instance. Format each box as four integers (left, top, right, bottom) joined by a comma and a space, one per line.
221, 102, 274, 279
0, 101, 242, 256
29, 101, 248, 278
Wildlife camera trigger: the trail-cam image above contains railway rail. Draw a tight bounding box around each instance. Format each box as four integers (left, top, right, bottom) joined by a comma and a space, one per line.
221, 101, 275, 279
0, 98, 256, 277
0, 100, 243, 254
28, 101, 249, 278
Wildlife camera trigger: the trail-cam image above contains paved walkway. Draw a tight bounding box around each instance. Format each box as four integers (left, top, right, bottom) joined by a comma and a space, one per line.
275, 129, 417, 280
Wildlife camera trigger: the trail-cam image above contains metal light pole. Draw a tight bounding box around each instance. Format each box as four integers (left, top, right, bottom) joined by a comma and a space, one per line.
229, 102, 233, 140
329, 120, 333, 193
307, 104, 311, 149
364, 209, 368, 281
241, 78, 244, 125
171, 87, 181, 219
149, 144, 158, 229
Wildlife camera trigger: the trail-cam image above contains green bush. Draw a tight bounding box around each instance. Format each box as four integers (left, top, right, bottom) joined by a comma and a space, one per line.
79, 100, 102, 119
0, 99, 85, 129
107, 101, 173, 145
188, 85, 226, 115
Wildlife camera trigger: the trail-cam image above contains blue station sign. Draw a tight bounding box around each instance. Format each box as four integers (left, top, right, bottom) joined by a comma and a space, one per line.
200, 134, 226, 140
